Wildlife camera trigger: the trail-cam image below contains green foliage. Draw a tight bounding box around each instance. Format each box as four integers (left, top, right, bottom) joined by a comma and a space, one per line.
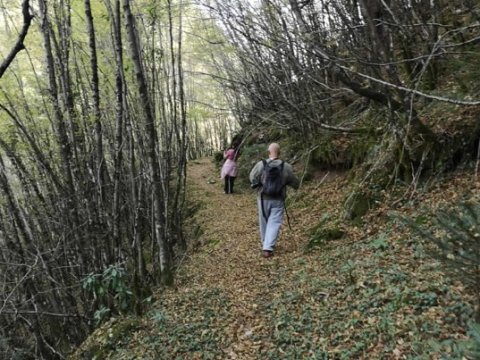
369, 232, 390, 251
82, 265, 134, 325
466, 323, 480, 358
93, 306, 111, 325
232, 142, 268, 185
239, 143, 268, 163
344, 181, 386, 222
144, 288, 230, 358
73, 318, 143, 360
261, 245, 474, 359
400, 202, 480, 354
446, 49, 480, 95
341, 260, 357, 285
213, 150, 224, 165
309, 134, 376, 170
150, 310, 169, 330
401, 202, 480, 288
306, 226, 345, 251
344, 190, 371, 220
0, 336, 31, 360
429, 322, 480, 359
305, 213, 345, 251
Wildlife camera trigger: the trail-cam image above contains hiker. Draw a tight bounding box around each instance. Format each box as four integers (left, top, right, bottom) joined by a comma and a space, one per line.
221, 143, 239, 194
249, 143, 299, 258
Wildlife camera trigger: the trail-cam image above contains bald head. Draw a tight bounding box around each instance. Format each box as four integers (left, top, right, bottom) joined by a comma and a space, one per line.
268, 143, 280, 159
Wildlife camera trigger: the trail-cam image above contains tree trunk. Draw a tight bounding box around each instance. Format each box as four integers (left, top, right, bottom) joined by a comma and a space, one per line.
123, 0, 172, 285
84, 0, 108, 206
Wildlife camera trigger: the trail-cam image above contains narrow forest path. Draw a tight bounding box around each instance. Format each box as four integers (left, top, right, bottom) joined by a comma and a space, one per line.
170, 158, 310, 358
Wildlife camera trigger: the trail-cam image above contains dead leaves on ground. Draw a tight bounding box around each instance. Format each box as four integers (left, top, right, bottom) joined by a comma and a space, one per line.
72, 159, 477, 359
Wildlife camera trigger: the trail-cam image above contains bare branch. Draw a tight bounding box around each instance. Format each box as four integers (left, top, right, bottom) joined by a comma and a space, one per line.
0, 0, 33, 79
0, 310, 88, 319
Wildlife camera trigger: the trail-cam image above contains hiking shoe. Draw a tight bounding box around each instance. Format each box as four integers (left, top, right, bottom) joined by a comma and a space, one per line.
262, 250, 273, 258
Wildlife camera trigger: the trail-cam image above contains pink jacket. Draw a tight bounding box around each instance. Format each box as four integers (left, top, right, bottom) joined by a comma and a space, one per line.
221, 149, 239, 178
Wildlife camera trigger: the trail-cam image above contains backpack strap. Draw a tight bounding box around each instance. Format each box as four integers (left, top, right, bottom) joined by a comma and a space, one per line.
260, 159, 268, 220
279, 161, 286, 193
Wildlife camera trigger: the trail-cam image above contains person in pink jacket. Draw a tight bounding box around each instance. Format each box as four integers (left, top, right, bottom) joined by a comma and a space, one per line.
221, 145, 239, 194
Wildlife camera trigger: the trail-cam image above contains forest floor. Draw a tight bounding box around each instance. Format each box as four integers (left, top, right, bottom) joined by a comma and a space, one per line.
72, 158, 478, 359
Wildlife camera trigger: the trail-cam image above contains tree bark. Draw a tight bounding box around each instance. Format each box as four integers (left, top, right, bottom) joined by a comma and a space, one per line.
123, 0, 172, 285
84, 0, 107, 204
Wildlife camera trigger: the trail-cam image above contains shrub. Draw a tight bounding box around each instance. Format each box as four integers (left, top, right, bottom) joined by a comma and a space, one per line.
82, 265, 134, 325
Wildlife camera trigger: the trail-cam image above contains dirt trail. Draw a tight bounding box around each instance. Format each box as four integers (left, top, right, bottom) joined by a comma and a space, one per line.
74, 158, 477, 359
174, 158, 307, 358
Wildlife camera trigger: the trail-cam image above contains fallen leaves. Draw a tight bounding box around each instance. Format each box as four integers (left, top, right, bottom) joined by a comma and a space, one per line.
71, 159, 477, 360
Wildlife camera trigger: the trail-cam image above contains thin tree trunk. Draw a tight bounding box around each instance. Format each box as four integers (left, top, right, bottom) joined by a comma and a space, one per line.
174, 0, 187, 250
84, 0, 107, 206
38, 0, 86, 272
123, 0, 172, 285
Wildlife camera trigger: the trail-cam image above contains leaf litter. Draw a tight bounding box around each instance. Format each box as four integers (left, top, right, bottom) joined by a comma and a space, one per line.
72, 158, 477, 359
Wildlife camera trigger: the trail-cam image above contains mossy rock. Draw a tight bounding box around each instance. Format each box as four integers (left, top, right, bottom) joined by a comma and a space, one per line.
305, 225, 345, 251
344, 191, 371, 220
69, 318, 143, 360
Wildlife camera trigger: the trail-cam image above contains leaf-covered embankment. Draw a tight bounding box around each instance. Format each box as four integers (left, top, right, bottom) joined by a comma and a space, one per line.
71, 158, 477, 359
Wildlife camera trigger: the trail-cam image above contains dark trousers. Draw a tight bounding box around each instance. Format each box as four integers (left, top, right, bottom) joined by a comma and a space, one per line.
224, 176, 235, 194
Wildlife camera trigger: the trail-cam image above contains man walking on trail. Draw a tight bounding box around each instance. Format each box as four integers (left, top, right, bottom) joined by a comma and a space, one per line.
249, 143, 299, 258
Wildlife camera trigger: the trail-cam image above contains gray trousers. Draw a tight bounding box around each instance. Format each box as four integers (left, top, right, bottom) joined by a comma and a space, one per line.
257, 198, 284, 251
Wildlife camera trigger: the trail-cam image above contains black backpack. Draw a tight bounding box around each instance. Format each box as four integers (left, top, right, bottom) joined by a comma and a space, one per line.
261, 159, 285, 197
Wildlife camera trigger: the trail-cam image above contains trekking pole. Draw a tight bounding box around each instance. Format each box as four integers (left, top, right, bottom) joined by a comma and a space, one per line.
283, 187, 293, 230
284, 203, 292, 230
